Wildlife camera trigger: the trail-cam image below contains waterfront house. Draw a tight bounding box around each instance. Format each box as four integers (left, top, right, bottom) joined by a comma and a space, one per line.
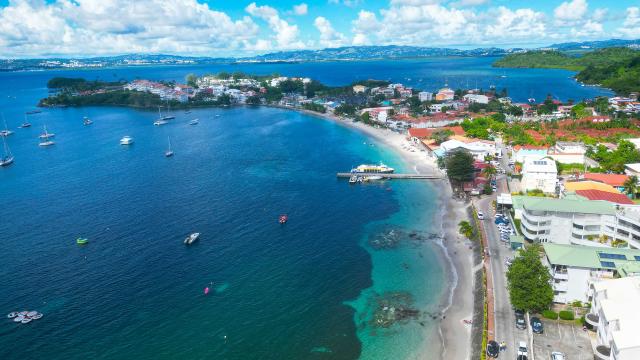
521, 157, 558, 194
542, 243, 640, 304
587, 277, 640, 360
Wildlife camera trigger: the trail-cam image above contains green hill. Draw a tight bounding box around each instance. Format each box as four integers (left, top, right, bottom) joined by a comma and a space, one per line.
494, 47, 640, 95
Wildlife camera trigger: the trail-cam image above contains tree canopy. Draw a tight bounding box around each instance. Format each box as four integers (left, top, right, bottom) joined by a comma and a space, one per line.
445, 150, 475, 189
506, 245, 554, 312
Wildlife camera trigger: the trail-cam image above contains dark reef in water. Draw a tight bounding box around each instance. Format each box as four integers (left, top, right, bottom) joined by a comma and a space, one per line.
368, 225, 441, 250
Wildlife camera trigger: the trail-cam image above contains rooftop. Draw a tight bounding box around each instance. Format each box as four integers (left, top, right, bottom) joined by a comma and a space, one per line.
564, 181, 621, 194
575, 189, 634, 205
543, 243, 640, 271
584, 173, 629, 187
513, 195, 616, 215
522, 157, 557, 174
592, 277, 640, 351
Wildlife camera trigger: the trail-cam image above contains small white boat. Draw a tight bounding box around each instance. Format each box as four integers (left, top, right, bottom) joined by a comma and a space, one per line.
27, 311, 38, 317
39, 125, 55, 139
13, 316, 24, 322
184, 232, 200, 245
365, 175, 384, 181
18, 311, 28, 316
83, 117, 93, 126
39, 140, 55, 147
120, 136, 134, 145
7, 312, 18, 318
0, 130, 13, 137
154, 119, 168, 126
189, 119, 199, 125
165, 137, 174, 157
21, 318, 32, 324
32, 313, 43, 320
1, 136, 14, 166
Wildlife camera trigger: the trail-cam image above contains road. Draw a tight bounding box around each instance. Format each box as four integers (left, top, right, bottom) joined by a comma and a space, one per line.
475, 139, 530, 359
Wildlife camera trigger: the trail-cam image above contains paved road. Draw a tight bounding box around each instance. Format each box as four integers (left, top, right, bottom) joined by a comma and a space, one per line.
475, 139, 529, 359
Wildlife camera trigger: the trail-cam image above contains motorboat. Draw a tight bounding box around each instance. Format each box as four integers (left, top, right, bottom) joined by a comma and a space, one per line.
39, 139, 55, 147
19, 123, 31, 128
154, 119, 168, 126
26, 311, 37, 317
13, 316, 24, 323
83, 117, 93, 125
189, 119, 199, 125
165, 137, 174, 157
120, 136, 134, 145
365, 175, 384, 181
184, 232, 200, 245
32, 313, 43, 320
279, 214, 288, 224
76, 237, 89, 245
21, 318, 32, 324
349, 175, 357, 184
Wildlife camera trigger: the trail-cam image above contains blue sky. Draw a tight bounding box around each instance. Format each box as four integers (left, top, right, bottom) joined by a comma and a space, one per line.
0, 0, 638, 58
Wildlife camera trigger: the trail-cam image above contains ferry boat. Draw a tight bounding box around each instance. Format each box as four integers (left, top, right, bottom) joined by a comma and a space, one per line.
184, 232, 200, 245
0, 136, 14, 167
351, 163, 394, 174
120, 136, 134, 145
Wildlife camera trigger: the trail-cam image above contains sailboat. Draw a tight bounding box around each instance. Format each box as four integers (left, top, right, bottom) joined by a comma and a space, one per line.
162, 101, 175, 121
0, 116, 13, 137
154, 106, 168, 126
0, 135, 14, 166
165, 137, 174, 157
39, 126, 55, 146
19, 114, 31, 128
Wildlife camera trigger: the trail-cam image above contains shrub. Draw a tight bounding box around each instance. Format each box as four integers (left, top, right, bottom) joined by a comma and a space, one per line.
571, 300, 582, 308
542, 310, 558, 320
559, 310, 575, 321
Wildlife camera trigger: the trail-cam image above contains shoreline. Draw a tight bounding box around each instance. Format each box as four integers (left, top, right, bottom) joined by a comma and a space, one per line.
293, 107, 476, 360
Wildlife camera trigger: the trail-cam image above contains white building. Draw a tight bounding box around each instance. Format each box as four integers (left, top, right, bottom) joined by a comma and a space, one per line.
624, 163, 640, 177
549, 141, 587, 164
521, 157, 558, 194
418, 91, 433, 102
463, 94, 489, 104
429, 103, 446, 112
514, 195, 640, 249
543, 243, 640, 306
439, 139, 496, 161
587, 277, 640, 360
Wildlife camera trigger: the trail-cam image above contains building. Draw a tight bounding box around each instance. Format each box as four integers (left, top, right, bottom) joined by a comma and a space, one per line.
542, 243, 640, 304
587, 277, 640, 360
548, 141, 587, 164
418, 91, 433, 102
360, 106, 393, 124
429, 103, 446, 113
511, 145, 549, 163
575, 190, 634, 205
352, 85, 367, 94
564, 181, 622, 195
439, 138, 496, 161
584, 173, 629, 192
513, 195, 640, 249
435, 87, 455, 101
521, 157, 558, 194
463, 94, 489, 104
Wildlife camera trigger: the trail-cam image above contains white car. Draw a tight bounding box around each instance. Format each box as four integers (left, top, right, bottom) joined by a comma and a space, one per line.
477, 211, 484, 220
551, 352, 565, 360
518, 341, 528, 357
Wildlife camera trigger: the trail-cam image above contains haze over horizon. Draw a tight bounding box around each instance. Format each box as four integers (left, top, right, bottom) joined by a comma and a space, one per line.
0, 0, 639, 58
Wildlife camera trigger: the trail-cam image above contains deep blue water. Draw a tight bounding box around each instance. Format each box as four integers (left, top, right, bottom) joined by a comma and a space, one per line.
0, 59, 611, 359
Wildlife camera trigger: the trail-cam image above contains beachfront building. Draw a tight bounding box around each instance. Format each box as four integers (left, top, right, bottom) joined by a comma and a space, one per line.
418, 91, 433, 102
587, 277, 640, 360
513, 195, 640, 249
521, 157, 558, 194
360, 106, 393, 124
463, 94, 489, 104
439, 139, 496, 161
542, 243, 640, 304
435, 87, 454, 101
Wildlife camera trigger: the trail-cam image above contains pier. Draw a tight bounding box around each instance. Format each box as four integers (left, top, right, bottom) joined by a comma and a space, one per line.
336, 172, 443, 180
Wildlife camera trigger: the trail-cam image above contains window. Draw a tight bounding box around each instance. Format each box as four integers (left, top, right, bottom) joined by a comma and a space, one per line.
600, 261, 616, 268
635, 256, 640, 261
599, 253, 627, 260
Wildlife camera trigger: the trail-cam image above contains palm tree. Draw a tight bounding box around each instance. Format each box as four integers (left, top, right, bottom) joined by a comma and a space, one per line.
458, 221, 474, 240
624, 175, 639, 199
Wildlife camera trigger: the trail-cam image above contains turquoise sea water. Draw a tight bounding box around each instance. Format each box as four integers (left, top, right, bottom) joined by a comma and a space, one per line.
0, 59, 609, 359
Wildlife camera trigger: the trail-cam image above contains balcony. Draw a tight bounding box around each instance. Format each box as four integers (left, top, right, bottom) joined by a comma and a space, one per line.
553, 271, 569, 280
595, 345, 611, 360
553, 282, 568, 292
586, 313, 600, 327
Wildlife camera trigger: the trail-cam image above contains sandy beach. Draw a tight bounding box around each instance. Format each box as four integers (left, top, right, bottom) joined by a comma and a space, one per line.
296, 108, 477, 360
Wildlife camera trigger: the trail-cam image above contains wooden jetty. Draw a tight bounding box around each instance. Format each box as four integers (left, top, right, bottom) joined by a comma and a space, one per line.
336, 172, 443, 180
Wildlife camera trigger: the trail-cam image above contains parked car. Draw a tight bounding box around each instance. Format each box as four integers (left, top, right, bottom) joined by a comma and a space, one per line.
517, 341, 528, 357
531, 316, 543, 334
477, 211, 484, 220
550, 351, 565, 360
486, 340, 500, 358
515, 310, 526, 329
505, 257, 513, 266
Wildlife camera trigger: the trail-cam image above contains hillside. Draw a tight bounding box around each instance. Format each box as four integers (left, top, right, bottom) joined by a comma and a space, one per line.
493, 47, 640, 95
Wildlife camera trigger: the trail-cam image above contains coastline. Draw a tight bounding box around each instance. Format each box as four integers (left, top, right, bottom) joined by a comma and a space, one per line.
294, 107, 476, 360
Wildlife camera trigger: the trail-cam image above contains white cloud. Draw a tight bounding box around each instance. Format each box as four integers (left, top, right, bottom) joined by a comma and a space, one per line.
592, 8, 608, 22
485, 7, 547, 39
450, 0, 488, 7
554, 0, 588, 25
616, 7, 640, 38
570, 20, 603, 38
293, 3, 308, 16
314, 16, 347, 47
245, 2, 305, 49
0, 0, 260, 57
328, 0, 363, 7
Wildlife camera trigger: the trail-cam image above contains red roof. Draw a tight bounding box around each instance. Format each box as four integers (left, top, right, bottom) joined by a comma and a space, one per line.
575, 189, 634, 204
584, 173, 628, 187
408, 128, 432, 138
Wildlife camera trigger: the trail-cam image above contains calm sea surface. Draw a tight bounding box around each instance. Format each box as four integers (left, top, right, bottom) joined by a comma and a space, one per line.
0, 58, 609, 359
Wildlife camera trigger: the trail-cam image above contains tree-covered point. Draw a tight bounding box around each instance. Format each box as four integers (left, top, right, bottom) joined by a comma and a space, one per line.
47, 77, 126, 91
301, 102, 326, 113
493, 47, 640, 95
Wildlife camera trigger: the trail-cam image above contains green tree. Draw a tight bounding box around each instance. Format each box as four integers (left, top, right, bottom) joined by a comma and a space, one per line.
482, 165, 497, 180
506, 245, 554, 312
186, 73, 198, 88
445, 150, 475, 192
458, 221, 474, 239
624, 175, 639, 199
431, 129, 454, 145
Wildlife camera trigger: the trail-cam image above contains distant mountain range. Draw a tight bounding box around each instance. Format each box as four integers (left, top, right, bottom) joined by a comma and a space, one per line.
1, 39, 639, 71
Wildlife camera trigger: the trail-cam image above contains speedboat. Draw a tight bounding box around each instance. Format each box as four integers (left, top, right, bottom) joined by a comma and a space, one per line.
349, 175, 357, 184
13, 316, 24, 323
189, 119, 199, 125
120, 136, 134, 145
153, 119, 168, 126
19, 123, 31, 128
0, 130, 13, 137
32, 313, 43, 320
21, 318, 32, 324
83, 117, 93, 125
7, 312, 18, 318
279, 214, 288, 224
76, 237, 89, 245
184, 232, 200, 245
26, 311, 38, 317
